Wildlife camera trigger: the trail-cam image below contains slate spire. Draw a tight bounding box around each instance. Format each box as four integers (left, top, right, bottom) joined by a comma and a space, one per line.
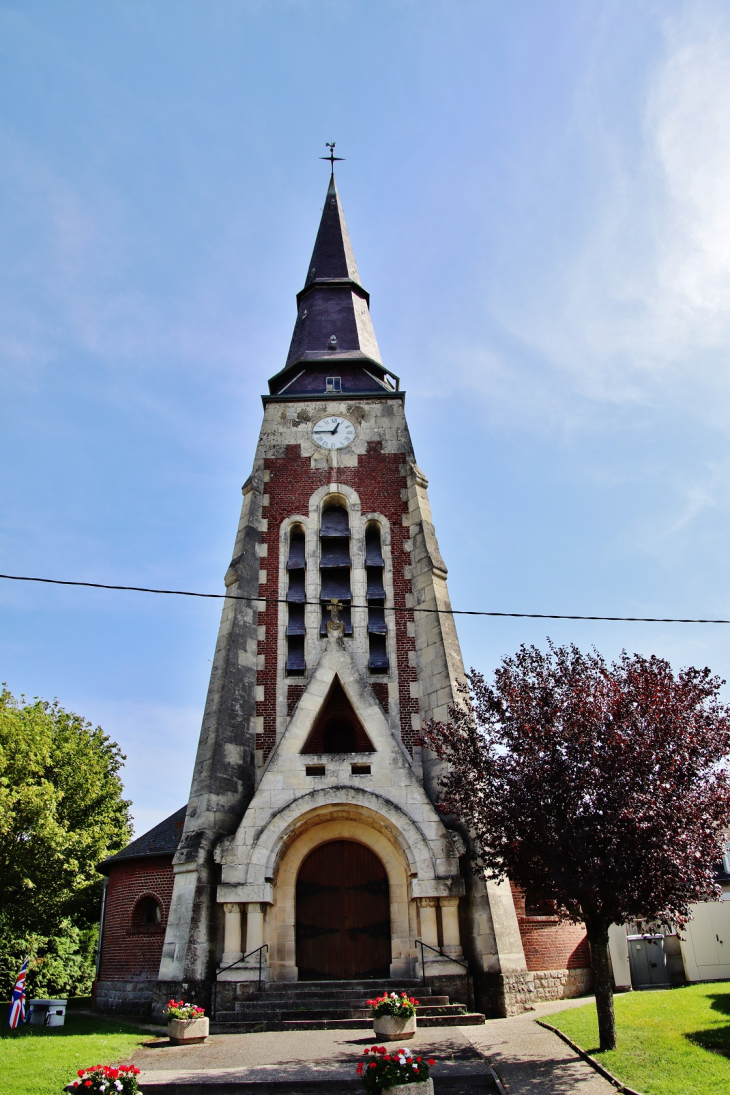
268, 172, 398, 397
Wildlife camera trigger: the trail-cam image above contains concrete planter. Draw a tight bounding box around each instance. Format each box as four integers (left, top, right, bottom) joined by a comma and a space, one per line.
387, 1080, 433, 1095
372, 1013, 417, 1040
167, 1016, 209, 1044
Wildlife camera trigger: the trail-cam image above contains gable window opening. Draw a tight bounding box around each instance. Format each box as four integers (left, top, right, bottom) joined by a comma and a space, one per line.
301, 677, 376, 754
320, 502, 352, 636
366, 523, 389, 673
286, 526, 307, 675
325, 376, 341, 392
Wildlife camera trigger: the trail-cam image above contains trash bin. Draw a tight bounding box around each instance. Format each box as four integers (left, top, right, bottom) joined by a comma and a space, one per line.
28, 999, 67, 1027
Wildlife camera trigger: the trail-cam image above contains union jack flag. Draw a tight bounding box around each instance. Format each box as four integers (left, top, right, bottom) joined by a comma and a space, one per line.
8, 957, 28, 1029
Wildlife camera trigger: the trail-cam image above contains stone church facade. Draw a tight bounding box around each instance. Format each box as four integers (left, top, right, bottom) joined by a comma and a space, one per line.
95, 171, 591, 1018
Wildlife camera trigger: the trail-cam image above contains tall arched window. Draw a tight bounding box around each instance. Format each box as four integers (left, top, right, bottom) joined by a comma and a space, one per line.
319, 503, 352, 635
286, 525, 306, 675
365, 522, 388, 672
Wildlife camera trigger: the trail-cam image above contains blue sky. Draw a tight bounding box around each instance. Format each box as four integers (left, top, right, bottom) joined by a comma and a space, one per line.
3, 0, 730, 834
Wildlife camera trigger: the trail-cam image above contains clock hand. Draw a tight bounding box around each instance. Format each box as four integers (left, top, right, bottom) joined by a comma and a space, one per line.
332, 421, 341, 434
313, 429, 337, 435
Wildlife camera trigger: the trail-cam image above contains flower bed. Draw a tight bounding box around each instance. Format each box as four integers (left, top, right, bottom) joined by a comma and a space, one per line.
357, 1045, 435, 1092
67, 1065, 142, 1094
367, 992, 419, 1018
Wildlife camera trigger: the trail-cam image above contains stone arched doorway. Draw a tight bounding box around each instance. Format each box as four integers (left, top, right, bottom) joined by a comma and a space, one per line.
296, 840, 391, 980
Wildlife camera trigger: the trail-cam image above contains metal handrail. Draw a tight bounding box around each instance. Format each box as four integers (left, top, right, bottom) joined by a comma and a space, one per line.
211, 944, 269, 1019
415, 938, 473, 1014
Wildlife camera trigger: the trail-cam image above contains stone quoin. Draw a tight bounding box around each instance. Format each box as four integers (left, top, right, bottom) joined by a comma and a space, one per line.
94, 168, 592, 1018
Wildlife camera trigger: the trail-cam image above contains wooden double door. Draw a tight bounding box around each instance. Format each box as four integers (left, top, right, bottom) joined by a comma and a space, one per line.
296, 840, 391, 980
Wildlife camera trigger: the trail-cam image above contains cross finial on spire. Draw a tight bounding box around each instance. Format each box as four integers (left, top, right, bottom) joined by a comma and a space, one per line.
320, 141, 345, 174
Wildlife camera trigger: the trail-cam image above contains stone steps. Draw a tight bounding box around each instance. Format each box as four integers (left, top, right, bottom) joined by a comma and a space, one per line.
216, 1004, 469, 1023
220, 997, 450, 1015
213, 977, 484, 1032
211, 1014, 486, 1033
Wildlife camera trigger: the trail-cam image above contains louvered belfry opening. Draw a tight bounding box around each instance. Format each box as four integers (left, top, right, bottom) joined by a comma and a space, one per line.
366, 523, 388, 673
286, 527, 307, 675
319, 502, 352, 636
301, 676, 375, 754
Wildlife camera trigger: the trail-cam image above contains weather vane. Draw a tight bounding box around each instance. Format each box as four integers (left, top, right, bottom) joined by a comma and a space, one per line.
320, 142, 345, 173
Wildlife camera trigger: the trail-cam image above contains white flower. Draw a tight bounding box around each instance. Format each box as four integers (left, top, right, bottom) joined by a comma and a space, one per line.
413, 1064, 419, 1070
390, 992, 397, 998
398, 1057, 406, 1065
114, 1082, 123, 1091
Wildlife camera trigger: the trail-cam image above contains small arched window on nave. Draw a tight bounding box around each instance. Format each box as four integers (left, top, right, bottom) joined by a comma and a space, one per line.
132, 895, 163, 933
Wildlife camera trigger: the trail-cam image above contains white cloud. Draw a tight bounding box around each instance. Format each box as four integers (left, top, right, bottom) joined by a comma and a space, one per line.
452, 2, 730, 426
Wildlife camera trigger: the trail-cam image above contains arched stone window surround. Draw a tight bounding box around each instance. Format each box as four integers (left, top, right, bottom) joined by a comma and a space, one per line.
361, 513, 395, 676
267, 811, 417, 981
129, 891, 165, 934
278, 515, 311, 686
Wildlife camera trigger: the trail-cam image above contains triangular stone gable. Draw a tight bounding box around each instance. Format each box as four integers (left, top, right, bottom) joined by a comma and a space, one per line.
301, 676, 375, 754
256, 636, 414, 778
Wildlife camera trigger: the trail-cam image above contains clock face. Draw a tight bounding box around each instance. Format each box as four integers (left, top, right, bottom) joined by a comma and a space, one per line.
312, 415, 356, 450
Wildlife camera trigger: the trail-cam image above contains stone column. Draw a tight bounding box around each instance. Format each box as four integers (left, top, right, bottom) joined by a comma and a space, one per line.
439, 896, 463, 954
417, 897, 439, 949
221, 903, 242, 966
245, 902, 265, 954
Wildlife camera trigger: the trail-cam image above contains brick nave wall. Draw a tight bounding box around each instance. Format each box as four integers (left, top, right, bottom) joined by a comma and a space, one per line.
98, 856, 174, 981
510, 882, 591, 971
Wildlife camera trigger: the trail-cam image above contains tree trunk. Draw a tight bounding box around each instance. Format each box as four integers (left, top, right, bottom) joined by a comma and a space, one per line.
586, 920, 616, 1052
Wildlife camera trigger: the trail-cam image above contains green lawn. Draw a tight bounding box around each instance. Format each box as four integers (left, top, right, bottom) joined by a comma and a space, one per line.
547, 982, 730, 1095
0, 1013, 150, 1095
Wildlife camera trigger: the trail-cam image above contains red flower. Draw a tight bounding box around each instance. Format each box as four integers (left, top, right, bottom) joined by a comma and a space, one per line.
428, 1058, 435, 1066
414, 1066, 419, 1072
84, 1082, 92, 1087
383, 1055, 390, 1061
369, 1062, 377, 1069
416, 1057, 422, 1062
77, 1071, 85, 1078
72, 1084, 79, 1089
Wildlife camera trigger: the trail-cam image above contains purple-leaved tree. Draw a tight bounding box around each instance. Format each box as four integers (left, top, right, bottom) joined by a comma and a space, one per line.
421, 643, 730, 1051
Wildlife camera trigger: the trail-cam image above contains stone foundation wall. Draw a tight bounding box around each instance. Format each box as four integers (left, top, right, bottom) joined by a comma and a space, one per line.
479, 967, 593, 1017
95, 980, 155, 1016
151, 980, 213, 1022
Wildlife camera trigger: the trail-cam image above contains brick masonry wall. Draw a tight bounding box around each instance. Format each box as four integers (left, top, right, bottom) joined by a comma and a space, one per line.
256, 442, 416, 760
98, 856, 174, 982
510, 882, 591, 972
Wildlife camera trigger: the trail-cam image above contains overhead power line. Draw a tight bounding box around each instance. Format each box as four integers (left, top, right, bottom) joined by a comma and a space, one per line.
0, 572, 727, 625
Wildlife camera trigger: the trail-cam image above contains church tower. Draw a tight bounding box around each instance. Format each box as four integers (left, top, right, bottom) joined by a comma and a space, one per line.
151, 168, 588, 1019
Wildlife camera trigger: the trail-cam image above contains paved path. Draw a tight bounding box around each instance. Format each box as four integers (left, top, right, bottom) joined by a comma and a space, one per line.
127, 996, 616, 1094
462, 998, 615, 1094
